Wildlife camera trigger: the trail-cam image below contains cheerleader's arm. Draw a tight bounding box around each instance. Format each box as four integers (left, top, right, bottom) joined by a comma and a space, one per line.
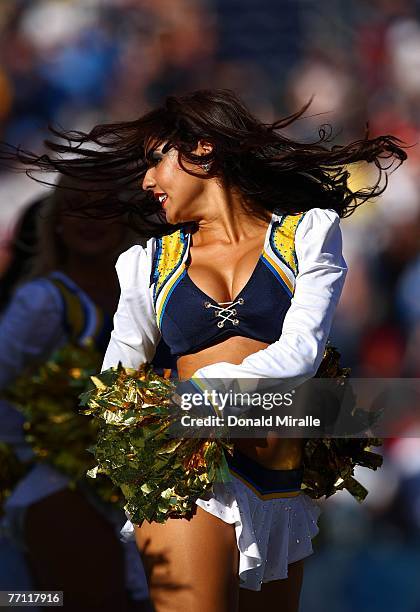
101, 240, 161, 372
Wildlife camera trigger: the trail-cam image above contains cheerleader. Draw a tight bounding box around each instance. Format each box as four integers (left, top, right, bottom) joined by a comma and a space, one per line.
0, 182, 155, 610
5, 89, 406, 612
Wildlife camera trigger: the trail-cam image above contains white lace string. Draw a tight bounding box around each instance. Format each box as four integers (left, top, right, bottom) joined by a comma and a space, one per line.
204, 297, 244, 327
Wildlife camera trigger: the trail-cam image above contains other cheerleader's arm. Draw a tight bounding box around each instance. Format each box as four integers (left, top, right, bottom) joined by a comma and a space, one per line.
0, 280, 65, 389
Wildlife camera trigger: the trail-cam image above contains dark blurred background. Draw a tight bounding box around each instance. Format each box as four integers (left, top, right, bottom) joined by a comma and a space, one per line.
0, 1, 419, 610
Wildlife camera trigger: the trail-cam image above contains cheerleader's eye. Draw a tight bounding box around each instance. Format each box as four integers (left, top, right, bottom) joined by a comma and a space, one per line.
146, 152, 163, 167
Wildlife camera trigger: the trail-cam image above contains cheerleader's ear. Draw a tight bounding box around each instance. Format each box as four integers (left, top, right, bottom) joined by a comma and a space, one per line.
193, 140, 214, 157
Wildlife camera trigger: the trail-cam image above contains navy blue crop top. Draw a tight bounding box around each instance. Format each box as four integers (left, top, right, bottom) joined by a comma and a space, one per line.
150, 210, 306, 358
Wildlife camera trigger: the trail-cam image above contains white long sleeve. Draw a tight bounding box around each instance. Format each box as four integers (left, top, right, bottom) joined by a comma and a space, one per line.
101, 240, 161, 371
191, 207, 347, 394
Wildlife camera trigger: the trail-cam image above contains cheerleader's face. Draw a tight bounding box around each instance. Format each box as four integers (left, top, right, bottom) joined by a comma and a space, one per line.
142, 140, 213, 225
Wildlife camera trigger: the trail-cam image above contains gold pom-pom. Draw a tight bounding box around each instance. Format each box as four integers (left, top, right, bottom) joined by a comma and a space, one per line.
79, 363, 233, 524
302, 343, 383, 503
3, 339, 123, 506
78, 344, 384, 523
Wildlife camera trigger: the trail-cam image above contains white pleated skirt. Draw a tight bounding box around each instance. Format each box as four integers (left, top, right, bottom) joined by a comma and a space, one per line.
195, 473, 321, 591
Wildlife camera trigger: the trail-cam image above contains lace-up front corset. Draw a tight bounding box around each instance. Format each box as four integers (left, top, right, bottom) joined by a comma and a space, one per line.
204, 297, 244, 328
150, 210, 306, 357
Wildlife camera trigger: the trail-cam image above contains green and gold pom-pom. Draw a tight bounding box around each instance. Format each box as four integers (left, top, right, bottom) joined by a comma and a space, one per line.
302, 344, 383, 503
302, 437, 383, 503
3, 339, 122, 505
79, 363, 233, 524
77, 344, 383, 523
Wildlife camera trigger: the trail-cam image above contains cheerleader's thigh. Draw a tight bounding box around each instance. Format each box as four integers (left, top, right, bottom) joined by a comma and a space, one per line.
134, 504, 240, 612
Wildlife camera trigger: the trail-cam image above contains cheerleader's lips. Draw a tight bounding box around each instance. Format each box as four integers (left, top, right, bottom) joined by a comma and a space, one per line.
155, 193, 168, 207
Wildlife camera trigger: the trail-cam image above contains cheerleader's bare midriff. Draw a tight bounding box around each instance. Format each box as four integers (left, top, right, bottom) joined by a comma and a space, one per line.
177, 335, 303, 471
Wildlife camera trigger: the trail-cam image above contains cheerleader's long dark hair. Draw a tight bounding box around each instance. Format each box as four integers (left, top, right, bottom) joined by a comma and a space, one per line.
0, 89, 407, 236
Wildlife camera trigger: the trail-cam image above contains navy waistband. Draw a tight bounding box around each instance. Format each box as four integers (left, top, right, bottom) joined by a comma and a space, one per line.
224, 448, 304, 497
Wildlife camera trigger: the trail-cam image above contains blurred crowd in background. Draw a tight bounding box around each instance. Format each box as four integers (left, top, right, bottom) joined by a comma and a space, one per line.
0, 1, 419, 611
